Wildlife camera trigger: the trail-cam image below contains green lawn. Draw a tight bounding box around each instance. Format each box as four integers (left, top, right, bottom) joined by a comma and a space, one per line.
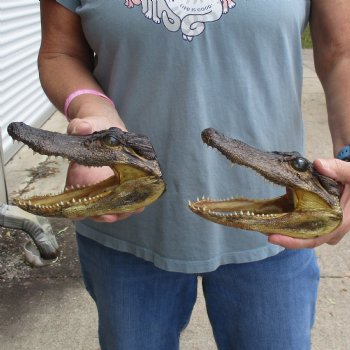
302, 26, 312, 49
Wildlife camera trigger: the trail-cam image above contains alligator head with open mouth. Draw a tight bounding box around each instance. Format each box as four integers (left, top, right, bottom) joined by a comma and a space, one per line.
189, 128, 342, 239
7, 122, 166, 219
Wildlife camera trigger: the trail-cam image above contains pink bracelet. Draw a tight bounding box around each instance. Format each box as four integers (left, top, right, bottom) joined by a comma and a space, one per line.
64, 89, 115, 119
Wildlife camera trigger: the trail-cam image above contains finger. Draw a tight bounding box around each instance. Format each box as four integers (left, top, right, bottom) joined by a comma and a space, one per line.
92, 214, 131, 223
67, 119, 93, 135
70, 215, 119, 223
91, 214, 122, 223
326, 229, 348, 245
67, 116, 127, 135
91, 209, 145, 223
268, 234, 323, 249
314, 158, 350, 183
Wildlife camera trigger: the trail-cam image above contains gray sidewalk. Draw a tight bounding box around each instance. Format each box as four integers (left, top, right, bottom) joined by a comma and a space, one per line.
0, 50, 349, 349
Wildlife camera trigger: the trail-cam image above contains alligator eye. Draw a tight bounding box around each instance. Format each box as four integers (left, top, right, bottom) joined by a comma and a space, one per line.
291, 157, 309, 172
102, 135, 120, 146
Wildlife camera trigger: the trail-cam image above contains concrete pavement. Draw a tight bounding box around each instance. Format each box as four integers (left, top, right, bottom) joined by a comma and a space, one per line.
0, 50, 349, 349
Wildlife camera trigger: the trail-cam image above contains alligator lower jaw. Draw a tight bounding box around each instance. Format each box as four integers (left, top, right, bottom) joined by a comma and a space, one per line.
15, 175, 120, 217
14, 172, 165, 218
188, 188, 342, 239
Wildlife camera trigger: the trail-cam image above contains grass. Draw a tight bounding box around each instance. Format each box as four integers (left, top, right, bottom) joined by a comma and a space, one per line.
302, 26, 313, 49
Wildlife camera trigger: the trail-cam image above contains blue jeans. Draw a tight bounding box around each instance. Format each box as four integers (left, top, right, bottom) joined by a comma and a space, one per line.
77, 234, 320, 350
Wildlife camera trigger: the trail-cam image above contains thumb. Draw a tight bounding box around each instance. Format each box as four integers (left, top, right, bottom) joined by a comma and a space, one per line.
67, 118, 93, 135
314, 158, 350, 184
67, 116, 126, 135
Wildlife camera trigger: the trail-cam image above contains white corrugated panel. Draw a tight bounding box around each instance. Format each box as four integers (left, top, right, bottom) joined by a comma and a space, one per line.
0, 0, 56, 163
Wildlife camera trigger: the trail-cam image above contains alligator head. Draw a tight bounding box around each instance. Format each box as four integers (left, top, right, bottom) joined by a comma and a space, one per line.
8, 122, 166, 218
189, 128, 342, 239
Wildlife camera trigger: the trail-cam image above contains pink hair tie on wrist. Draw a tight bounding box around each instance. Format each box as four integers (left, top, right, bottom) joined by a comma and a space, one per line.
64, 89, 115, 119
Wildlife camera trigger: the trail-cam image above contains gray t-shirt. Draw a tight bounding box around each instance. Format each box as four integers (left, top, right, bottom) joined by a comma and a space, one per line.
56, 0, 310, 272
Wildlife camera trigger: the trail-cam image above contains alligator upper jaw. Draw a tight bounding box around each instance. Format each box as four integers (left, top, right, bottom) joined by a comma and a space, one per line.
189, 128, 342, 239
7, 122, 165, 218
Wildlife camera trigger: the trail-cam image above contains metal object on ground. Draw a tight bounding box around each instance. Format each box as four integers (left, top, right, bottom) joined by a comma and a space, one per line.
0, 125, 59, 262
23, 240, 58, 267
0, 203, 59, 259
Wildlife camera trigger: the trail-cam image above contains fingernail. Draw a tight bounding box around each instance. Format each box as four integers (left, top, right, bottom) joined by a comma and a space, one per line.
316, 159, 329, 170
72, 121, 91, 135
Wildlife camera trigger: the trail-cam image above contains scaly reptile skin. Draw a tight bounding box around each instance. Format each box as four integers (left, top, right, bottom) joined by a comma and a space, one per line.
189, 128, 342, 239
7, 122, 166, 219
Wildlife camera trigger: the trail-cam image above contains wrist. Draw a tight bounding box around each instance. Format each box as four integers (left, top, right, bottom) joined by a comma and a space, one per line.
67, 93, 112, 117
336, 144, 350, 161
64, 89, 115, 118
73, 96, 115, 118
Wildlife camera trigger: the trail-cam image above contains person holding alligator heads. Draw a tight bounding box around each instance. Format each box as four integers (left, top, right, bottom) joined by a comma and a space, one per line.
39, 0, 350, 349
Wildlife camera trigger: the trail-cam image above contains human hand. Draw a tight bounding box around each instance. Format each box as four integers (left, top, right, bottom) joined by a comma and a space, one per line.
268, 158, 350, 249
66, 115, 144, 222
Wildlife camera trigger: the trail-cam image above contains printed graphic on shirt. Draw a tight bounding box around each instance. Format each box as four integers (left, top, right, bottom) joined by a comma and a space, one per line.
124, 0, 236, 41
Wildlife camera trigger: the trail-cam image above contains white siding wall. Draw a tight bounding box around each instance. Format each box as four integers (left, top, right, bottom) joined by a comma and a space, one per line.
0, 0, 55, 164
